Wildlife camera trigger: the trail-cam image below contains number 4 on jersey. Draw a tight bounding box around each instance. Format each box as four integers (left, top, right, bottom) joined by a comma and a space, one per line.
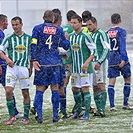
46, 35, 52, 49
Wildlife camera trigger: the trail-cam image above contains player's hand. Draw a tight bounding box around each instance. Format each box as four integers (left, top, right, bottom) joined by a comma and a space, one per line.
65, 32, 69, 40
0, 65, 2, 76
33, 61, 41, 71
119, 60, 125, 68
94, 62, 100, 70
61, 54, 68, 60
82, 62, 89, 73
6, 58, 14, 68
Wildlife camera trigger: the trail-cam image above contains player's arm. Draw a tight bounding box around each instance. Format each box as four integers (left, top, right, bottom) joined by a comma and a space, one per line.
30, 27, 38, 61
82, 55, 95, 73
119, 29, 128, 63
0, 38, 14, 67
58, 47, 68, 60
58, 29, 70, 51
0, 52, 14, 67
85, 35, 97, 58
82, 36, 96, 72
0, 65, 2, 75
98, 33, 110, 65
28, 61, 33, 77
30, 26, 41, 71
28, 37, 33, 76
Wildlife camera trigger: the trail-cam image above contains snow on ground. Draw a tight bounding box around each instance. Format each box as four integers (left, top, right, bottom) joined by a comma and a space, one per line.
0, 49, 133, 132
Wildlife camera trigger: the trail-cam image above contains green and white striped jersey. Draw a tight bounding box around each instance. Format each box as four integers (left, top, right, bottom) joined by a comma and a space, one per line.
90, 28, 110, 64
69, 30, 96, 74
0, 32, 31, 67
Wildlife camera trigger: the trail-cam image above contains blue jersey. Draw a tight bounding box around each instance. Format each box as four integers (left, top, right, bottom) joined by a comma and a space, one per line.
0, 30, 6, 65
107, 27, 129, 66
30, 22, 70, 66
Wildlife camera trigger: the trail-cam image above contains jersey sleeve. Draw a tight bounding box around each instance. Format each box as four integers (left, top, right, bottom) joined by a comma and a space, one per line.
30, 26, 38, 61
0, 31, 5, 44
119, 29, 128, 62
85, 34, 97, 57
0, 36, 9, 54
98, 33, 110, 64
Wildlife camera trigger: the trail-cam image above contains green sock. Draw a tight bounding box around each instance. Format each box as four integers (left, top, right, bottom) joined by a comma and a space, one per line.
94, 90, 107, 112
24, 104, 30, 119
84, 92, 91, 116
94, 92, 101, 111
80, 88, 84, 107
7, 98, 15, 117
73, 91, 82, 114
100, 90, 107, 112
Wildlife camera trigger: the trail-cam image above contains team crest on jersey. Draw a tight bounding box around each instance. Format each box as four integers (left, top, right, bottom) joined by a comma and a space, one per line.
43, 26, 56, 34
15, 45, 26, 53
72, 43, 80, 51
108, 30, 118, 38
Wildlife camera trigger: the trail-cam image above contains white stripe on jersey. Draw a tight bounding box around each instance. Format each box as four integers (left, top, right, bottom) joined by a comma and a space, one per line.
16, 36, 20, 63
11, 37, 15, 62
76, 35, 80, 73
79, 35, 83, 73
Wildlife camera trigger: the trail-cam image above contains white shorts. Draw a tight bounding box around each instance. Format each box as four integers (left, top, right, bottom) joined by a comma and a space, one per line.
6, 65, 30, 89
92, 61, 107, 86
71, 73, 93, 88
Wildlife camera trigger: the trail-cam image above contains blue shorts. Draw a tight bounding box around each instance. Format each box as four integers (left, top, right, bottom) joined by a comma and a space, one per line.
58, 65, 66, 87
108, 62, 131, 78
0, 65, 6, 86
34, 65, 61, 86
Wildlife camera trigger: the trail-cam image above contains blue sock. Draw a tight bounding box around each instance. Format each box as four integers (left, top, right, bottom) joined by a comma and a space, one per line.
52, 90, 59, 118
35, 90, 43, 118
12, 92, 19, 115
60, 95, 66, 115
108, 85, 115, 108
64, 86, 66, 95
33, 91, 37, 108
123, 83, 130, 106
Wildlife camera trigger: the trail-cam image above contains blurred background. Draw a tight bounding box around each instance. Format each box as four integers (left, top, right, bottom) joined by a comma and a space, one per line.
0, 0, 132, 46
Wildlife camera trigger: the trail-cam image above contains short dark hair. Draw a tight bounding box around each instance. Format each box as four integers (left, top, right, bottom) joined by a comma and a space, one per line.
71, 14, 82, 23
52, 8, 61, 15
0, 14, 7, 22
82, 10, 92, 22
43, 10, 54, 21
53, 13, 62, 24
111, 13, 121, 24
11, 16, 22, 24
66, 10, 77, 21
86, 16, 97, 23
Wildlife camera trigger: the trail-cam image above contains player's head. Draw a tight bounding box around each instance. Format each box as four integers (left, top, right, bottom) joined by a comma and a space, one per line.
52, 8, 61, 15
11, 16, 22, 24
52, 8, 62, 26
66, 10, 77, 21
82, 10, 92, 23
11, 16, 23, 34
53, 13, 62, 26
86, 16, 97, 33
43, 10, 54, 23
71, 14, 82, 31
111, 13, 121, 24
0, 14, 8, 30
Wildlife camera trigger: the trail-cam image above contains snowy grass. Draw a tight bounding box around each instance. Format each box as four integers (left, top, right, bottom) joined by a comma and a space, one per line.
0, 49, 133, 133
